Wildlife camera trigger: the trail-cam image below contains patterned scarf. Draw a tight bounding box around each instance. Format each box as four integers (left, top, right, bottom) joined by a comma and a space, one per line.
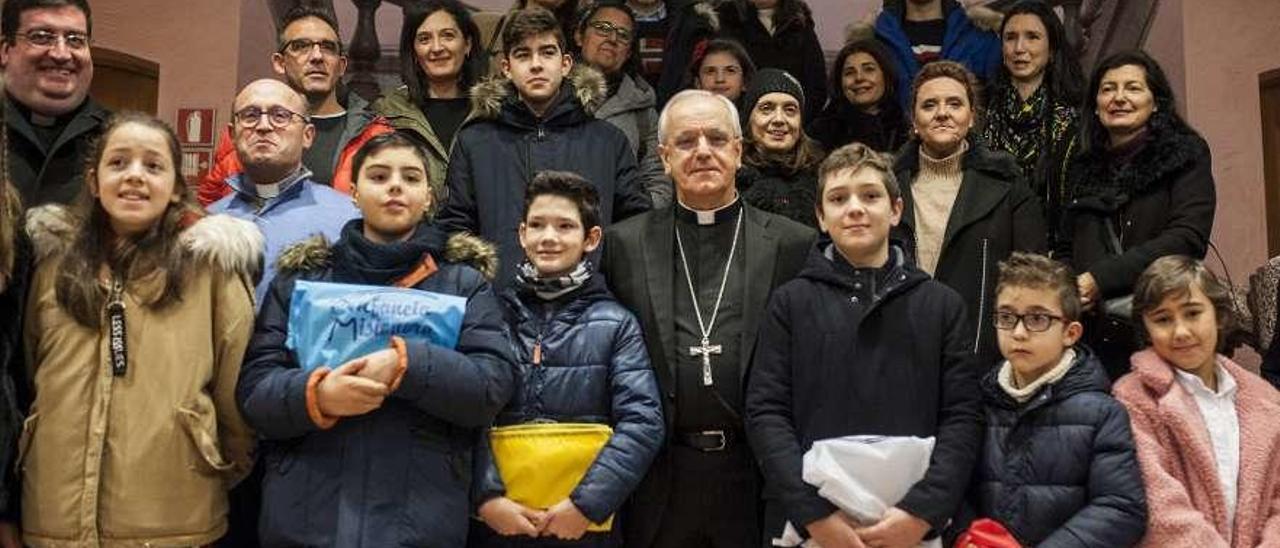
514, 259, 594, 301
983, 85, 1076, 187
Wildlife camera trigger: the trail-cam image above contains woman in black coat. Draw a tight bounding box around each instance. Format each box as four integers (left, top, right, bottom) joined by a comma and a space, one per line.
716, 0, 827, 118
737, 68, 826, 228
0, 181, 28, 523
807, 39, 910, 154
1060, 50, 1215, 377
892, 61, 1046, 365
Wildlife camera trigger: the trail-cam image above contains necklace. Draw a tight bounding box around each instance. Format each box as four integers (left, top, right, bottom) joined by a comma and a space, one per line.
674, 209, 743, 386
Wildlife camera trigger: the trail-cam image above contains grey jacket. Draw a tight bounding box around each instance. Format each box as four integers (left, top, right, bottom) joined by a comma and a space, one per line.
596, 73, 672, 209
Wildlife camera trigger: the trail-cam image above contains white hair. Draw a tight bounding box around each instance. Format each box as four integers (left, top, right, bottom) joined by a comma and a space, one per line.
657, 89, 742, 144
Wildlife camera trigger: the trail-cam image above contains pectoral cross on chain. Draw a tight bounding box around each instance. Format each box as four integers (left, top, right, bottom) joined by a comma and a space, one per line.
689, 337, 722, 386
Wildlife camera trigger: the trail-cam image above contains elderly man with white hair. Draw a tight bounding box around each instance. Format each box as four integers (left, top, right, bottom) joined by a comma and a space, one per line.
602, 89, 814, 548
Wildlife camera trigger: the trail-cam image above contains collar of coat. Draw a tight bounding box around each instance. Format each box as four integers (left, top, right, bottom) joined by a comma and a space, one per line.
276, 228, 499, 281
24, 203, 264, 277
1069, 125, 1208, 197
468, 64, 608, 123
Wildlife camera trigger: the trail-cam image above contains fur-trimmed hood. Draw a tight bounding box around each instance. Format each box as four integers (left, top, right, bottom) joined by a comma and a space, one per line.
277, 229, 499, 281
847, 1, 1002, 44
467, 64, 608, 123
24, 204, 264, 277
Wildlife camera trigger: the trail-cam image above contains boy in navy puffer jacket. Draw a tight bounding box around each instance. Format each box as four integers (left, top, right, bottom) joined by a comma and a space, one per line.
470, 171, 664, 547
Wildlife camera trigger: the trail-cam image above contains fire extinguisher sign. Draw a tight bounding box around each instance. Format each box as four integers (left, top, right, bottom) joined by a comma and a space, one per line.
176, 108, 215, 147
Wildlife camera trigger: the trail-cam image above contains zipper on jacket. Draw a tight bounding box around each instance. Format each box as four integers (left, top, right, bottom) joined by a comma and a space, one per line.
974, 238, 990, 354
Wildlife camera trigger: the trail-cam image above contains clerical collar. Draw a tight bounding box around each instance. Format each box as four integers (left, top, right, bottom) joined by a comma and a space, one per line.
676, 196, 742, 226
243, 166, 313, 199
9, 94, 81, 127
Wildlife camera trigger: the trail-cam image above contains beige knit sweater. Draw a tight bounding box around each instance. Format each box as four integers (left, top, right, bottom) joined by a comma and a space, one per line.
912, 142, 967, 275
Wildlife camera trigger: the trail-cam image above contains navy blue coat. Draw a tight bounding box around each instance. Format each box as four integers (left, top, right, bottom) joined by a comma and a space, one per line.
956, 348, 1147, 547
474, 273, 664, 525
236, 223, 516, 548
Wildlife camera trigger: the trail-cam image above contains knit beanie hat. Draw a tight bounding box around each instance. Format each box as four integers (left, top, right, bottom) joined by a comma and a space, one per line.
742, 68, 806, 115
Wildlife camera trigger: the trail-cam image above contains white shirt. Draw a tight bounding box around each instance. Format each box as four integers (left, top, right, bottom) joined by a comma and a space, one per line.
1174, 363, 1240, 529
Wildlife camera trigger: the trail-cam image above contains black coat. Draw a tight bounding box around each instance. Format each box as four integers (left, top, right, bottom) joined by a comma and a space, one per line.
717, 1, 827, 118
893, 142, 1047, 364
436, 68, 652, 287
0, 231, 30, 515
236, 222, 517, 548
737, 163, 819, 229
601, 204, 814, 548
1060, 127, 1215, 299
5, 98, 110, 207
954, 348, 1148, 547
746, 243, 983, 533
472, 273, 664, 524
807, 100, 909, 155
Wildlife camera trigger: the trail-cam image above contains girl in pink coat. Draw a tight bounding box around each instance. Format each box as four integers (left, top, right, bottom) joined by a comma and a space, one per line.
1114, 255, 1280, 547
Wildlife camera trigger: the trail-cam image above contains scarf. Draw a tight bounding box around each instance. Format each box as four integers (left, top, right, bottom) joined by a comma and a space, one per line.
982, 85, 1075, 186
997, 348, 1077, 403
331, 219, 436, 286
514, 259, 593, 301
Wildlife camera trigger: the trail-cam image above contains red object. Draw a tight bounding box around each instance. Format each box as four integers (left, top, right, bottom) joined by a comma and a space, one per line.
954, 518, 1021, 548
177, 108, 216, 146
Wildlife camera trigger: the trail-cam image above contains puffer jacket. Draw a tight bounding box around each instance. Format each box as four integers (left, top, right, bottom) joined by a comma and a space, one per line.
197, 94, 393, 206
236, 220, 516, 548
956, 347, 1147, 547
436, 66, 652, 286
21, 207, 259, 547
472, 272, 664, 525
595, 72, 671, 208
371, 86, 465, 193
893, 141, 1047, 365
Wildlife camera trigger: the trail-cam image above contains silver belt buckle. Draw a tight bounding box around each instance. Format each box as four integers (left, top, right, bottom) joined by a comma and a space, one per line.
701, 429, 726, 452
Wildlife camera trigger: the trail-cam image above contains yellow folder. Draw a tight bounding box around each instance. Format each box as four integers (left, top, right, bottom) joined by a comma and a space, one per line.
489, 423, 615, 532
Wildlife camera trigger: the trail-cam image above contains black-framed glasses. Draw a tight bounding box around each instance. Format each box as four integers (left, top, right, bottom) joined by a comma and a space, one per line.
234, 106, 308, 129
16, 29, 90, 50
282, 38, 341, 57
588, 20, 632, 43
993, 311, 1064, 332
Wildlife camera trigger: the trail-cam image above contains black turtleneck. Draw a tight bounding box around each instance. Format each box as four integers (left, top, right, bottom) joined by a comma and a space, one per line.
672, 199, 746, 430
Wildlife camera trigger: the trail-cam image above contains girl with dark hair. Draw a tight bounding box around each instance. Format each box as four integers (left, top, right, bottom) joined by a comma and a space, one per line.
807, 39, 910, 154
688, 37, 756, 108
717, 0, 827, 118
983, 0, 1084, 250
21, 113, 259, 547
373, 0, 487, 189
737, 68, 826, 228
892, 61, 1046, 365
238, 133, 516, 548
1060, 50, 1216, 378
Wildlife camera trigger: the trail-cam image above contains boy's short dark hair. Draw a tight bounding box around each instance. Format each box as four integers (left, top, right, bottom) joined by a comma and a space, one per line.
2, 0, 91, 42
995, 252, 1081, 322
502, 7, 565, 57
523, 170, 601, 231
816, 142, 900, 201
1132, 255, 1237, 346
277, 5, 342, 54
350, 132, 443, 218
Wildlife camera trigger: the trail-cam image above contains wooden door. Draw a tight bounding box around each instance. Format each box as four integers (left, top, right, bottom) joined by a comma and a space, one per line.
88, 47, 158, 115
1262, 68, 1280, 256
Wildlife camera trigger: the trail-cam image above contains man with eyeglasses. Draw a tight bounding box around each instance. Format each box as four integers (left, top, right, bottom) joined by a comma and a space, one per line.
601, 89, 813, 548
197, 6, 391, 206
208, 78, 357, 308
576, 1, 670, 208
1, 0, 107, 207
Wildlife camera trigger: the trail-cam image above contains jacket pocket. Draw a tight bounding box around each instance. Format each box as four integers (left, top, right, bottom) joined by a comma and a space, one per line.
14, 413, 36, 475
176, 401, 233, 475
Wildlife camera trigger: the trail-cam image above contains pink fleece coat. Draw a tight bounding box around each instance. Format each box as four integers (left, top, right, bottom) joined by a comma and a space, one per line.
1113, 349, 1280, 547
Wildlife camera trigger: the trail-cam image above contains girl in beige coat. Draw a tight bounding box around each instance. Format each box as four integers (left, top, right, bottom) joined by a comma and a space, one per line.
21, 113, 260, 547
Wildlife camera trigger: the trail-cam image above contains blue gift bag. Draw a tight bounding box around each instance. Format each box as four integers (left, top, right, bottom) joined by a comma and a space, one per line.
286, 280, 468, 371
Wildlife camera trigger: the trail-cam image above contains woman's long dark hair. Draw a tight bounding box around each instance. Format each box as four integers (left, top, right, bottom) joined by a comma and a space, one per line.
399, 0, 488, 109
0, 86, 18, 291
994, 0, 1084, 106
1080, 50, 1191, 155
827, 39, 901, 114
55, 113, 204, 327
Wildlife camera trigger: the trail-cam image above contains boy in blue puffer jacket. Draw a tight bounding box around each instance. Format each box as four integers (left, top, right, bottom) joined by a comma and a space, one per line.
470, 171, 664, 547
951, 252, 1147, 546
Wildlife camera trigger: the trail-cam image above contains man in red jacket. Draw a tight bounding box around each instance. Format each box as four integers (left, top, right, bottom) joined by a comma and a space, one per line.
198, 5, 390, 206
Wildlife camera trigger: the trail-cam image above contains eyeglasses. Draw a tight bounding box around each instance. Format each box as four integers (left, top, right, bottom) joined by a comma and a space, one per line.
15, 29, 90, 50
234, 106, 308, 129
993, 311, 1064, 332
588, 20, 632, 44
282, 38, 341, 57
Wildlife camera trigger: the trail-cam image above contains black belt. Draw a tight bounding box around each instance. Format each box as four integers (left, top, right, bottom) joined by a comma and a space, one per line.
674, 429, 737, 452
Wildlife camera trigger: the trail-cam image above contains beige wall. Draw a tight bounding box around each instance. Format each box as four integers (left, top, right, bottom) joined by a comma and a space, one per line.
93, 0, 277, 139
